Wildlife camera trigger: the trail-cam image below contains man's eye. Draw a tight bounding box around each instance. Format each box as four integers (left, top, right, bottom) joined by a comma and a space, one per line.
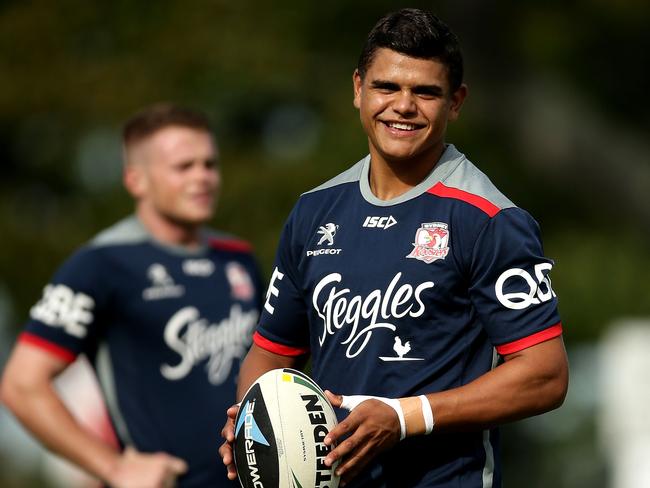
371, 82, 399, 93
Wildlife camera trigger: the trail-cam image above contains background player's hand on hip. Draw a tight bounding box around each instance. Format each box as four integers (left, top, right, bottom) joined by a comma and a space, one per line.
108, 446, 188, 488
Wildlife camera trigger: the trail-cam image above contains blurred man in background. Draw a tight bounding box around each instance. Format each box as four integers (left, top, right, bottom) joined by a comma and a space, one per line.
221, 8, 568, 488
1, 103, 262, 487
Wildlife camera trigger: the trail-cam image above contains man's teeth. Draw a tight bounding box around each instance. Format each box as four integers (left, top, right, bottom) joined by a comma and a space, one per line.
387, 122, 418, 130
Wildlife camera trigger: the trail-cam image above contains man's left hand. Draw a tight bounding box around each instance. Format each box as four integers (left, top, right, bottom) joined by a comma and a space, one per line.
323, 391, 401, 485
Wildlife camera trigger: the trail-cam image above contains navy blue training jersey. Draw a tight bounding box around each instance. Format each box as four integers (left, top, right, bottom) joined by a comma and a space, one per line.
255, 145, 562, 488
22, 216, 262, 487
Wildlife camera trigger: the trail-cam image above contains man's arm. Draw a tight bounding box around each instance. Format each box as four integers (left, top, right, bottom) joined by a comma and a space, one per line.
323, 336, 569, 483
0, 343, 187, 488
426, 335, 568, 429
220, 343, 304, 481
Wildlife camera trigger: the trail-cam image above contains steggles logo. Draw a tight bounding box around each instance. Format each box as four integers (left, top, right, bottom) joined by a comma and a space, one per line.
312, 272, 434, 358
160, 304, 259, 384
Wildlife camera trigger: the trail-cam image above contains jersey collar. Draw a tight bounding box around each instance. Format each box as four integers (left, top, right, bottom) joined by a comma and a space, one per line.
359, 144, 465, 207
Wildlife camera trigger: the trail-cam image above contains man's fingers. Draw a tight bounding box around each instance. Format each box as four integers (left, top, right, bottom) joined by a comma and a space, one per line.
166, 455, 188, 475
221, 416, 237, 442
324, 425, 374, 482
123, 445, 138, 458
227, 461, 238, 480
219, 442, 233, 464
219, 441, 238, 480
324, 416, 366, 467
323, 390, 347, 448
324, 412, 359, 447
335, 440, 373, 482
325, 434, 357, 467
222, 406, 239, 442
325, 390, 342, 407
222, 423, 235, 442
226, 404, 240, 419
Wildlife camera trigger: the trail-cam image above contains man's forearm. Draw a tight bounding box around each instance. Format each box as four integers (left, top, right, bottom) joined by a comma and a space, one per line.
2, 372, 120, 483
427, 337, 568, 432
236, 343, 303, 400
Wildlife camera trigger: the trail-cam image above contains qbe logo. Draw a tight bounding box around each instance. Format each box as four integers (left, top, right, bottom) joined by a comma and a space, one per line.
495, 263, 556, 310
30, 284, 95, 338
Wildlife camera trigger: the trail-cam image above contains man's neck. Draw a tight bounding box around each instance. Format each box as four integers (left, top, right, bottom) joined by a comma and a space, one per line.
368, 145, 445, 201
136, 206, 203, 249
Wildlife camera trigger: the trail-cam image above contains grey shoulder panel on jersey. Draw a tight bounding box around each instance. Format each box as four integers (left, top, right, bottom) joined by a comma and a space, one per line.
441, 153, 516, 211
302, 156, 368, 195
89, 215, 149, 248
89, 216, 234, 256
359, 146, 466, 207
200, 227, 235, 241
299, 146, 515, 213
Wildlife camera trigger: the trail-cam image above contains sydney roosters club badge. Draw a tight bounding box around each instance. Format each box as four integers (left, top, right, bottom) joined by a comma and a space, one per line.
225, 262, 254, 301
406, 222, 450, 264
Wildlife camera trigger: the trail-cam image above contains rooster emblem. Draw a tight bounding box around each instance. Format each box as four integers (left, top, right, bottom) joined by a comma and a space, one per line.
317, 223, 339, 246
393, 336, 411, 358
379, 334, 423, 362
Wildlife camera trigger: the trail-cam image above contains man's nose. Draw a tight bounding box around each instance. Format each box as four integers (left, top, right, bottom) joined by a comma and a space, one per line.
393, 90, 417, 115
195, 162, 219, 182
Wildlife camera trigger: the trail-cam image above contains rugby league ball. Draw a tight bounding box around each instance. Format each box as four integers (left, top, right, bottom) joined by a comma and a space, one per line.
233, 368, 340, 488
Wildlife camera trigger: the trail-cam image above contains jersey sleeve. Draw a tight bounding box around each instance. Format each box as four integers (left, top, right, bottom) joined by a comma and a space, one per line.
21, 246, 111, 363
254, 206, 310, 356
468, 208, 562, 355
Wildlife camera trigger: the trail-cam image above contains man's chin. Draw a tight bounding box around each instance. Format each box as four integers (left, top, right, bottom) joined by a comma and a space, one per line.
377, 143, 442, 166
170, 210, 214, 228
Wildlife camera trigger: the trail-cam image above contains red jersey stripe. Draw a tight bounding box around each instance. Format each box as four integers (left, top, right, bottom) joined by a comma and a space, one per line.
19, 332, 77, 363
253, 331, 309, 357
209, 238, 253, 253
428, 182, 501, 217
495, 322, 563, 355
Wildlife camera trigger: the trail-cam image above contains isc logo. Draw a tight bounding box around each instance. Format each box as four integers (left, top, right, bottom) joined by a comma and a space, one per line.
362, 216, 397, 229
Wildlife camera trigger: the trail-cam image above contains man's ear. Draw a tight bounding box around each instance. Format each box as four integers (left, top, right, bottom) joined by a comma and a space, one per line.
353, 69, 363, 109
448, 83, 468, 122
123, 163, 147, 199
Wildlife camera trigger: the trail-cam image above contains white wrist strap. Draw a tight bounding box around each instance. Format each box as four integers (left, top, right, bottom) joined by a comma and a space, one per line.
340, 394, 407, 440
419, 395, 435, 435
340, 394, 435, 439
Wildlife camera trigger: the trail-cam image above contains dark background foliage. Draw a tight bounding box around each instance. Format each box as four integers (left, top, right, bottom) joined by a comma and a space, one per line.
1, 1, 648, 486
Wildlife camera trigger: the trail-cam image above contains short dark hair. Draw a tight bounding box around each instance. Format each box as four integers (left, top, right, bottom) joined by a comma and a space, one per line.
357, 8, 464, 92
122, 103, 212, 146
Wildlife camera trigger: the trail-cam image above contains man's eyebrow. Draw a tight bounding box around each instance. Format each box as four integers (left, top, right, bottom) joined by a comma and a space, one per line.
370, 79, 444, 96
370, 80, 400, 90
412, 84, 444, 96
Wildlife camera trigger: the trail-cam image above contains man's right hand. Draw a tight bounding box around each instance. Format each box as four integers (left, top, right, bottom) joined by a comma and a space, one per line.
219, 403, 241, 481
218, 344, 302, 482
108, 446, 188, 488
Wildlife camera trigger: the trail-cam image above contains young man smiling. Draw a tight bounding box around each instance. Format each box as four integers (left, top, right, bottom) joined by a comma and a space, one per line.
354, 46, 466, 199
221, 9, 568, 488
